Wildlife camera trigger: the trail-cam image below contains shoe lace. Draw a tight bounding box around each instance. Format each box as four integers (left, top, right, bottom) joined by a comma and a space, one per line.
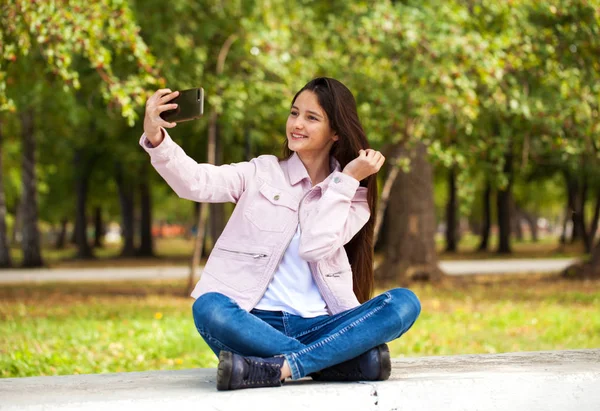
244, 358, 281, 386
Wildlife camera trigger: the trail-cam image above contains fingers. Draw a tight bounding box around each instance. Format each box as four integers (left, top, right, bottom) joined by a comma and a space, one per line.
158, 90, 179, 104
157, 103, 178, 113
375, 155, 385, 170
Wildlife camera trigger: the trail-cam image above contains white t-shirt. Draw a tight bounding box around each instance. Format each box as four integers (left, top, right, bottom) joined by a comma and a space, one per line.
255, 225, 328, 317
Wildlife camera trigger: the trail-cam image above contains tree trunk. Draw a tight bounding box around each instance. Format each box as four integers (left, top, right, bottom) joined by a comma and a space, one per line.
445, 167, 458, 252
563, 238, 600, 279
115, 162, 135, 257
210, 122, 224, 253
55, 218, 68, 249
11, 200, 20, 245
374, 148, 402, 247
567, 177, 583, 244
19, 109, 43, 267
93, 208, 104, 248
560, 204, 570, 245
576, 178, 591, 252
511, 200, 523, 242
587, 190, 600, 251
477, 181, 491, 251
137, 169, 154, 257
74, 149, 93, 259
496, 152, 513, 254
374, 142, 443, 284
0, 119, 12, 267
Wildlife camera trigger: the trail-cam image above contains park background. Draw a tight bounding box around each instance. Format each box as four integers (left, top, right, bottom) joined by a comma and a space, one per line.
1, 0, 599, 378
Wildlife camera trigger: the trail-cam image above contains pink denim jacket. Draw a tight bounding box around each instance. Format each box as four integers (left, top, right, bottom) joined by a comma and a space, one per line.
140, 131, 370, 315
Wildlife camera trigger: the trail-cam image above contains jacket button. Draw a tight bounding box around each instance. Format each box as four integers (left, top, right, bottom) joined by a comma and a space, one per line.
274, 194, 280, 201
334, 177, 341, 183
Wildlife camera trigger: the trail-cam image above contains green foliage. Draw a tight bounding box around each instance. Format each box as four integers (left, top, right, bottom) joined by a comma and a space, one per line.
1, 0, 599, 233
1, 0, 158, 123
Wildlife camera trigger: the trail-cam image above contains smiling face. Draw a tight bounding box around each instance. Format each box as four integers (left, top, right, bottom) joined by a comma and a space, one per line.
286, 90, 339, 155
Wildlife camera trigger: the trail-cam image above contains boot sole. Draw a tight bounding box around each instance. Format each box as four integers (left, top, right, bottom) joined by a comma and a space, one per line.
378, 344, 392, 380
216, 351, 233, 391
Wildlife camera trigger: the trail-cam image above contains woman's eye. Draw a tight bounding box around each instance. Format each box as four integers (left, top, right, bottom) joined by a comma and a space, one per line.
290, 111, 298, 116
308, 115, 318, 121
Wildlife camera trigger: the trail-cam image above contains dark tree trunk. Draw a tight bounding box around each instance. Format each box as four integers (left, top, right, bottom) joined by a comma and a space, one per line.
74, 149, 93, 259
560, 205, 570, 245
567, 177, 583, 243
587, 190, 600, 251
93, 208, 104, 248
563, 238, 600, 279
137, 169, 154, 257
0, 119, 12, 267
115, 162, 135, 257
55, 218, 68, 249
577, 178, 591, 252
375, 142, 443, 284
210, 123, 225, 253
511, 201, 523, 242
496, 152, 513, 254
11, 201, 20, 245
19, 109, 43, 267
445, 167, 458, 252
477, 181, 491, 251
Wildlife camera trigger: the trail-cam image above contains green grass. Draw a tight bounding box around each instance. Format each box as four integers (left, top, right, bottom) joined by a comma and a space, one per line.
1, 276, 599, 378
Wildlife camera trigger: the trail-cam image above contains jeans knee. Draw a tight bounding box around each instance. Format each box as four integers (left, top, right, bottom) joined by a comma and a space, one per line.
192, 292, 232, 330
387, 288, 421, 327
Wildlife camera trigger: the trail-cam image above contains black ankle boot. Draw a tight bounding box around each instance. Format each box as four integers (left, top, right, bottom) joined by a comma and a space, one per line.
310, 344, 391, 381
216, 351, 286, 390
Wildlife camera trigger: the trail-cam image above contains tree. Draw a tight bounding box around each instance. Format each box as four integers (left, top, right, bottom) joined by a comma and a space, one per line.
1, 0, 158, 266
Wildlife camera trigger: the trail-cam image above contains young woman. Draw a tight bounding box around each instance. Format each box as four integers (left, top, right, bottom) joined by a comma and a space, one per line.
140, 77, 421, 391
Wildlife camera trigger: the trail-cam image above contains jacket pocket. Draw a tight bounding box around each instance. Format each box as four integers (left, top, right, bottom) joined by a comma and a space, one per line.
203, 243, 271, 292
245, 183, 299, 232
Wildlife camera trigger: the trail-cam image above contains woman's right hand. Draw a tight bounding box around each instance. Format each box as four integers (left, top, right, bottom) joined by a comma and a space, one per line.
143, 89, 180, 147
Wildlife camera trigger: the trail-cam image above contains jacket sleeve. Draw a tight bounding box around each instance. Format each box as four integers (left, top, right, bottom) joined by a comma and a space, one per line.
139, 130, 255, 203
298, 171, 371, 262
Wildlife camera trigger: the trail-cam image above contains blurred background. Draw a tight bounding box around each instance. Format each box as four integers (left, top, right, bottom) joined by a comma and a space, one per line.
1, 0, 599, 378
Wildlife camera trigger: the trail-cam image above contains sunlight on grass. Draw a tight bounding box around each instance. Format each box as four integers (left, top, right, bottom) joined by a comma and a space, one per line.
1, 277, 598, 377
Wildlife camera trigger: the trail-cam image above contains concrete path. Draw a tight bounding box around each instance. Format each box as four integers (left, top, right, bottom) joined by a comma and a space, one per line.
0, 258, 578, 284
1, 349, 598, 411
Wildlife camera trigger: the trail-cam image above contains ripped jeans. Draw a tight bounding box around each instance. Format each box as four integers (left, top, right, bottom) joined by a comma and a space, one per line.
192, 288, 421, 380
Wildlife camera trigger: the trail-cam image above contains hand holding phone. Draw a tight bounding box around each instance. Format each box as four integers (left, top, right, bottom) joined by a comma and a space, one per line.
143, 88, 204, 147
160, 88, 204, 123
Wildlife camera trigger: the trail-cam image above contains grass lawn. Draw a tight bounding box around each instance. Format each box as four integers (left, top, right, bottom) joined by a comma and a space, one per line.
1, 275, 598, 378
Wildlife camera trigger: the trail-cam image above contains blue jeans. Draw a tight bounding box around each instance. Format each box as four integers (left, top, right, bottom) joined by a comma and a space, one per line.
192, 288, 421, 380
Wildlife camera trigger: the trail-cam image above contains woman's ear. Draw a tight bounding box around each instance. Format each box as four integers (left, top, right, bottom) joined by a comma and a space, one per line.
332, 132, 339, 142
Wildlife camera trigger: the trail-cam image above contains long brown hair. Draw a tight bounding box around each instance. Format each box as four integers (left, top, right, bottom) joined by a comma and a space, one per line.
283, 77, 377, 303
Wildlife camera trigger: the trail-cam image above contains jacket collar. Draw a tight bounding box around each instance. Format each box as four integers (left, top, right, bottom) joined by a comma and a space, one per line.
287, 152, 341, 186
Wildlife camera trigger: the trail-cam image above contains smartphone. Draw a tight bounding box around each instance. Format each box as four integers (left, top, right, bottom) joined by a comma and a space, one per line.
160, 88, 204, 123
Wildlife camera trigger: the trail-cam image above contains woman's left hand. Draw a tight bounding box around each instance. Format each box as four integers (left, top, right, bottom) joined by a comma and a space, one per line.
342, 149, 385, 181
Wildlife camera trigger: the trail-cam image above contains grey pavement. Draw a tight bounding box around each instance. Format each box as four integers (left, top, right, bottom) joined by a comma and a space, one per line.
0, 258, 578, 284
1, 349, 598, 411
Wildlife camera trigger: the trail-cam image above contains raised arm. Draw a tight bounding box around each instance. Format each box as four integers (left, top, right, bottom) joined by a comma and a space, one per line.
140, 88, 254, 203
298, 149, 384, 261
140, 131, 255, 203
298, 172, 370, 261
